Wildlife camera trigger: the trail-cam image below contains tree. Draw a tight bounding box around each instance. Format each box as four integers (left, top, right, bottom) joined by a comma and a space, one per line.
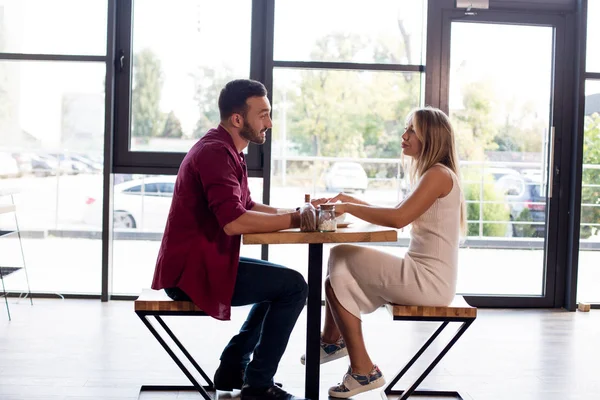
131, 49, 164, 142
581, 112, 600, 239
282, 30, 420, 159
464, 179, 510, 237
192, 66, 234, 138
161, 111, 183, 138
451, 80, 499, 160
493, 99, 544, 153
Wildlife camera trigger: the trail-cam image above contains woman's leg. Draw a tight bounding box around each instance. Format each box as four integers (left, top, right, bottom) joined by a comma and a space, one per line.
324, 277, 373, 375
322, 289, 342, 343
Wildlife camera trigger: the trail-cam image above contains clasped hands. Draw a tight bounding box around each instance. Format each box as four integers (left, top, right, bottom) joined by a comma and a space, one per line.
310, 192, 362, 218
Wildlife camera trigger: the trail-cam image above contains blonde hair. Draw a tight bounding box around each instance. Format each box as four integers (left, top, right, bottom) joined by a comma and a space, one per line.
404, 106, 466, 234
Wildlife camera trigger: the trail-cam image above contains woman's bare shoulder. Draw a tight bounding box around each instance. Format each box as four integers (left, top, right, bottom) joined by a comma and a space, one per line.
421, 165, 453, 196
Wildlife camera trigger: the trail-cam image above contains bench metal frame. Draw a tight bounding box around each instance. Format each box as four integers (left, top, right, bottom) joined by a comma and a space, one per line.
136, 309, 215, 400
384, 315, 475, 400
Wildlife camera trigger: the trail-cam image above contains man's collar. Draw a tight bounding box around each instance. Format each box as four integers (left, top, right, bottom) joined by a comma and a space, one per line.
216, 124, 245, 158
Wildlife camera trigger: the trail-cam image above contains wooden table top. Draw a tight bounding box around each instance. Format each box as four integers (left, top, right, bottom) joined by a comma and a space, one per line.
243, 224, 398, 245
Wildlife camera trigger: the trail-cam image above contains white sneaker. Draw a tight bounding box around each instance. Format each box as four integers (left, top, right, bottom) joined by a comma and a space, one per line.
300, 336, 348, 365
328, 365, 386, 398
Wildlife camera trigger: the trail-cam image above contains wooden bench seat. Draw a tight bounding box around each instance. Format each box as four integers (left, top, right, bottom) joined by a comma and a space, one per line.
383, 297, 477, 400
387, 297, 477, 320
134, 288, 205, 313
134, 289, 212, 399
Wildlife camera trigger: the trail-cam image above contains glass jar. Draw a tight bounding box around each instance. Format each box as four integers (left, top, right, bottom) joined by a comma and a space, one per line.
318, 204, 337, 232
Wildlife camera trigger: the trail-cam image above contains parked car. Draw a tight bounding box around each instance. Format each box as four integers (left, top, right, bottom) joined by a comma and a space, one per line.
31, 154, 62, 177
496, 175, 546, 237
47, 153, 91, 175
83, 176, 176, 231
324, 162, 368, 193
520, 168, 543, 182
0, 152, 20, 178
11, 152, 33, 176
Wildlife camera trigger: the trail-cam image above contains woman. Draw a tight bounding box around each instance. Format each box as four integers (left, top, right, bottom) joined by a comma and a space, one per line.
309, 107, 466, 398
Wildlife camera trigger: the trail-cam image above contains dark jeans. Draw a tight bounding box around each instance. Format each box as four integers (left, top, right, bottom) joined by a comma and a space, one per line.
165, 257, 308, 389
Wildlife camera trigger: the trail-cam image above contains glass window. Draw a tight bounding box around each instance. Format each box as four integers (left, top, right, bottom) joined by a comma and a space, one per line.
448, 22, 555, 297
124, 185, 141, 194
111, 175, 263, 295
158, 182, 174, 195
0, 0, 107, 55
143, 183, 160, 194
129, 0, 251, 152
587, 0, 600, 73
577, 80, 600, 303
274, 0, 426, 65
270, 68, 422, 210
0, 61, 105, 295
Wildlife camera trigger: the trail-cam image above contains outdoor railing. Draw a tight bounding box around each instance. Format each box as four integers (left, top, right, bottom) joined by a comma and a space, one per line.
270, 155, 600, 242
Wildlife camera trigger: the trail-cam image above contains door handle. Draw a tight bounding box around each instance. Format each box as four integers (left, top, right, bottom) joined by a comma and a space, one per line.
118, 50, 125, 72
548, 126, 555, 199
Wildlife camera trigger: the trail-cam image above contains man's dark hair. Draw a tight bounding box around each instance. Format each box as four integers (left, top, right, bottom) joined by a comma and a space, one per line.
218, 79, 267, 121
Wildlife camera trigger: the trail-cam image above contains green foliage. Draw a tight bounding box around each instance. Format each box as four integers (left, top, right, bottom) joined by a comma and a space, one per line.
161, 111, 183, 138
581, 112, 600, 238
192, 66, 234, 138
494, 100, 545, 153
513, 208, 536, 238
464, 177, 510, 237
282, 32, 420, 159
451, 81, 498, 160
132, 49, 165, 142
451, 82, 546, 160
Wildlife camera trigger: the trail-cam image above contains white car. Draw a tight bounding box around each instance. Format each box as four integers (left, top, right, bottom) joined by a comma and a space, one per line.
0, 152, 20, 178
325, 162, 368, 193
83, 176, 176, 231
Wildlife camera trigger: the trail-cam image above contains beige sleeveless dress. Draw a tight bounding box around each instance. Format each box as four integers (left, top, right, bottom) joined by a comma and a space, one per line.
327, 165, 462, 319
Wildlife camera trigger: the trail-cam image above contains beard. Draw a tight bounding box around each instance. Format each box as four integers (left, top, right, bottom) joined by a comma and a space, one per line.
239, 120, 267, 145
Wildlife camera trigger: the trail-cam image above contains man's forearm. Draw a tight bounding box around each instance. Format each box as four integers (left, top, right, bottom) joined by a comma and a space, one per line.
224, 210, 300, 235
252, 203, 295, 215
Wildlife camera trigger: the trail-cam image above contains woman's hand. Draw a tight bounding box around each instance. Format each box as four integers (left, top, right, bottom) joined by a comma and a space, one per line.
328, 192, 369, 206
333, 202, 348, 217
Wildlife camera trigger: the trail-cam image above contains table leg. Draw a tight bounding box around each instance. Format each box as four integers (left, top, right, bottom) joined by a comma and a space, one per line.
305, 243, 323, 400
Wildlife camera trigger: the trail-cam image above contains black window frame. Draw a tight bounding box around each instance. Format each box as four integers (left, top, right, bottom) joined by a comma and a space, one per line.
112, 0, 265, 177
98, 0, 590, 307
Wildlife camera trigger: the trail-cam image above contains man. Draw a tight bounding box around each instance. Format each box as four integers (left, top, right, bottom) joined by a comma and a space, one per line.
152, 79, 315, 400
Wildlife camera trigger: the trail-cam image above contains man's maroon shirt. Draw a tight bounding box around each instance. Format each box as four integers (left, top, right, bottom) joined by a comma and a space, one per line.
151, 125, 255, 320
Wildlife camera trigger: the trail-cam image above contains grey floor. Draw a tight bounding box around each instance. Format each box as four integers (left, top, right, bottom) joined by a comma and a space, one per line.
0, 298, 599, 400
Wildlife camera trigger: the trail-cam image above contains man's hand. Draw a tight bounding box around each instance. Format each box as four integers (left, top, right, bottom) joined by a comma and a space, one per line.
289, 210, 301, 228
311, 197, 330, 208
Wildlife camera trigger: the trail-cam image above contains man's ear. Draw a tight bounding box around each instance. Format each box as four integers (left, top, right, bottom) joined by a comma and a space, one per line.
231, 113, 243, 128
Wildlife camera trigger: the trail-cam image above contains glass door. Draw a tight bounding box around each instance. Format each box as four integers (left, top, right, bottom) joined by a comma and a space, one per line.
440, 11, 566, 306
577, 0, 600, 306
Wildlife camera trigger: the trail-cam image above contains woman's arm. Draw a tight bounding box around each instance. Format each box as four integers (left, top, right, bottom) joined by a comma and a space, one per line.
336, 166, 453, 229
328, 192, 372, 206
252, 198, 329, 214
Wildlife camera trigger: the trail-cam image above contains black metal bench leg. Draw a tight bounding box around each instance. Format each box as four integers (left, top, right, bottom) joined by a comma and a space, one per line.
1, 273, 10, 321
137, 312, 214, 400
384, 320, 474, 399
155, 315, 215, 388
